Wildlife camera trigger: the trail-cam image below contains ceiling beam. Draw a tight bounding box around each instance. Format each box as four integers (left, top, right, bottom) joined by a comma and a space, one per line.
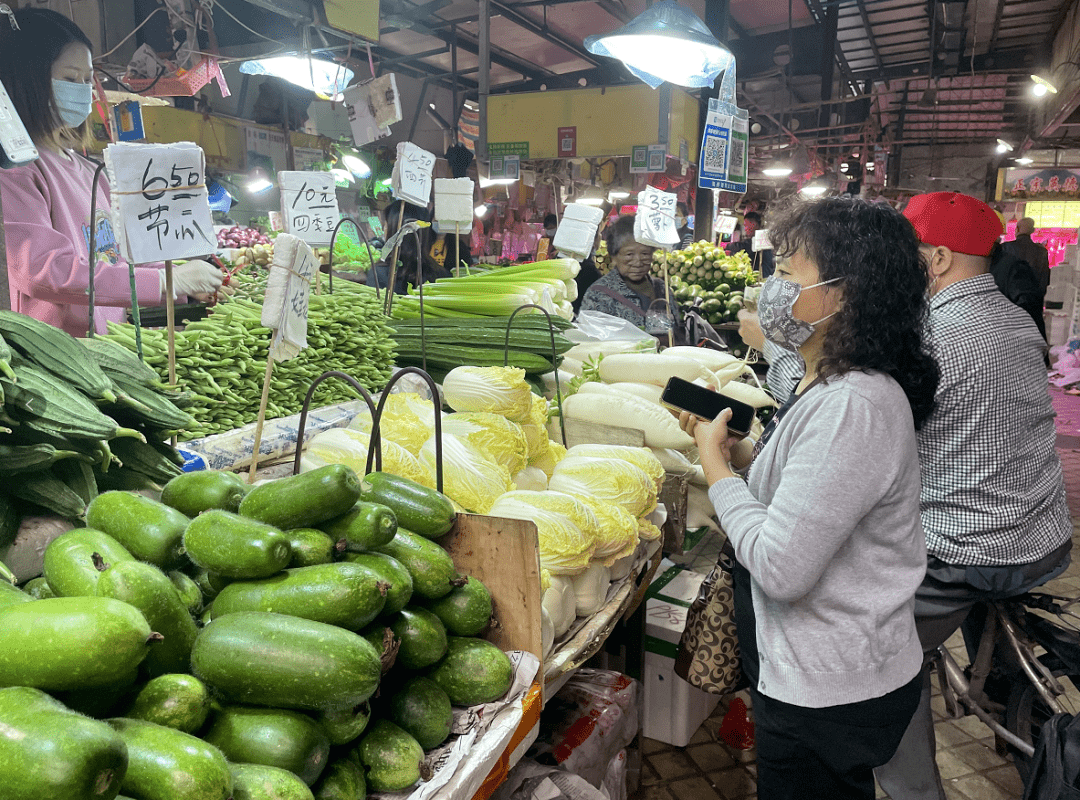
988, 0, 1007, 50
489, 0, 602, 67
849, 46, 1037, 82
853, 0, 886, 81
804, 0, 860, 94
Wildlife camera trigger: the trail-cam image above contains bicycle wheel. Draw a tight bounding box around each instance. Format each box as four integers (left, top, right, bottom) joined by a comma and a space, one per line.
1004, 655, 1080, 781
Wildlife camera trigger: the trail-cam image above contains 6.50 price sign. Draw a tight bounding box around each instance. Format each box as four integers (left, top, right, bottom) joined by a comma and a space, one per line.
105, 141, 216, 264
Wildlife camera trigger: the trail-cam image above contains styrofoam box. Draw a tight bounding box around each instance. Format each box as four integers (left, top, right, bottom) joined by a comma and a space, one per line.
642, 565, 720, 747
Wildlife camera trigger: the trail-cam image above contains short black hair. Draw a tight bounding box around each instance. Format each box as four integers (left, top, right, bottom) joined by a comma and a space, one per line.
743, 211, 763, 224
543, 213, 558, 228
0, 9, 94, 147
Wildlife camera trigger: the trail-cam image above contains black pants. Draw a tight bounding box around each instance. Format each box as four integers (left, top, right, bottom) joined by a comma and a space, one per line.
733, 561, 922, 799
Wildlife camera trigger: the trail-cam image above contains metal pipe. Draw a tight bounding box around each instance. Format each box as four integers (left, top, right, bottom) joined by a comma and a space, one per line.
478, 0, 490, 162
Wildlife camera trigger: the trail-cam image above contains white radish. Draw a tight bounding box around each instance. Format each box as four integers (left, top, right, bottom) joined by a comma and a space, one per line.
598, 353, 707, 387
719, 380, 778, 408
562, 391, 694, 450
607, 382, 664, 405
662, 346, 743, 372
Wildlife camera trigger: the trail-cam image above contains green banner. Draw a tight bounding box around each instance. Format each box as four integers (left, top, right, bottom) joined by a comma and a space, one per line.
488, 141, 530, 158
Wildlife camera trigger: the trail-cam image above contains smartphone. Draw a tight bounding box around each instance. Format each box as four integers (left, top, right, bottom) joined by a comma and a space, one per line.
661, 376, 756, 437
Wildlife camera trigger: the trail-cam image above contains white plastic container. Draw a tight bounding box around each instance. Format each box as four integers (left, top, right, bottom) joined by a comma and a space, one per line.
642, 565, 720, 746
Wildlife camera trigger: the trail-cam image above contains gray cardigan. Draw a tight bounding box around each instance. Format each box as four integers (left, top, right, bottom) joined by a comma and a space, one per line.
708, 370, 926, 708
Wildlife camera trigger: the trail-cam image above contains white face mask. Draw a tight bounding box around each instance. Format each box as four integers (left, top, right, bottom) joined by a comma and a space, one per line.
52, 79, 93, 128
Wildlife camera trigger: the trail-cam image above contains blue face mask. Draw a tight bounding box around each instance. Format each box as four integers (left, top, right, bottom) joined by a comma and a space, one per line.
52, 79, 93, 128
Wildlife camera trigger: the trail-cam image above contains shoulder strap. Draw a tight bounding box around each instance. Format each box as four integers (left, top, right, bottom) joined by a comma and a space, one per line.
594, 284, 646, 316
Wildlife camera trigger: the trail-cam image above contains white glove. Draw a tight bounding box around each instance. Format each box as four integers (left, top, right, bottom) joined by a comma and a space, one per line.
163, 260, 224, 299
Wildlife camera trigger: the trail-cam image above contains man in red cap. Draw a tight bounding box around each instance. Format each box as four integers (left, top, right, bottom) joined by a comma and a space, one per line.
876, 192, 1071, 799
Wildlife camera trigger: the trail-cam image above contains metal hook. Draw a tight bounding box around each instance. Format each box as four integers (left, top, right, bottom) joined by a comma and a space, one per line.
0, 5, 19, 30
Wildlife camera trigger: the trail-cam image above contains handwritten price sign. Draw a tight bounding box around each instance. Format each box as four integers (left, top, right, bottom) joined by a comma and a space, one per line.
105, 142, 216, 263
278, 171, 339, 246
392, 141, 436, 207
635, 186, 680, 248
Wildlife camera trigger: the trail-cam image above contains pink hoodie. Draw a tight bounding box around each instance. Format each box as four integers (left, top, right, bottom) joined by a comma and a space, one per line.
0, 147, 164, 337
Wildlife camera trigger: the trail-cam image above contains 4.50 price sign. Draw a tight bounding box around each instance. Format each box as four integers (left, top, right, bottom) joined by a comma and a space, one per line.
105, 142, 216, 264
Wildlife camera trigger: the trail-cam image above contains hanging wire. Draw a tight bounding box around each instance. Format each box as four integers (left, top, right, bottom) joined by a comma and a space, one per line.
86, 161, 108, 338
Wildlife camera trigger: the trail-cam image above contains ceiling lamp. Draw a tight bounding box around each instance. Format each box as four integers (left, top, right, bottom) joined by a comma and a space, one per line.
800, 182, 828, 198
1031, 75, 1058, 97
583, 1, 735, 89
1015, 157, 1034, 165
762, 166, 792, 177
246, 170, 273, 194
996, 139, 1014, 154
340, 153, 371, 178
475, 204, 490, 218
239, 55, 354, 98
608, 189, 631, 200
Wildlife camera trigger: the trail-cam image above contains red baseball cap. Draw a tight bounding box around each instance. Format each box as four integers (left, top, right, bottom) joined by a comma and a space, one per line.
902, 192, 1004, 257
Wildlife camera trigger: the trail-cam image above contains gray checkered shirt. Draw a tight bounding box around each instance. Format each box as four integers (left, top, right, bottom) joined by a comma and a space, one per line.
919, 273, 1070, 566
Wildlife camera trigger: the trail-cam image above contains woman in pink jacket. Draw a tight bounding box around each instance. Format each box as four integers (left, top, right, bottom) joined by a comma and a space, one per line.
0, 8, 224, 337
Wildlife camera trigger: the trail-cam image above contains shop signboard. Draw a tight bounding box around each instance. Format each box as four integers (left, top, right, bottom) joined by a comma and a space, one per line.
279, 171, 340, 246
105, 141, 216, 264
558, 126, 577, 158
1025, 201, 1080, 229
488, 141, 530, 159
630, 145, 649, 174
292, 147, 325, 172
1002, 167, 1080, 201
244, 126, 288, 173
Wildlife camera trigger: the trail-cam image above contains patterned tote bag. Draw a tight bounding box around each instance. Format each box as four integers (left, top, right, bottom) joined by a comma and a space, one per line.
674, 538, 741, 696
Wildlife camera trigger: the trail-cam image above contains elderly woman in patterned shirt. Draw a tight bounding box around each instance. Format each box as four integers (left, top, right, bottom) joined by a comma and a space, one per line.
578, 215, 682, 341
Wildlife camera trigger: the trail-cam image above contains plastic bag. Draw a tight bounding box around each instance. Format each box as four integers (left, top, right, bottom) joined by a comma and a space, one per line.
565, 311, 658, 347
530, 670, 641, 788
419, 432, 513, 514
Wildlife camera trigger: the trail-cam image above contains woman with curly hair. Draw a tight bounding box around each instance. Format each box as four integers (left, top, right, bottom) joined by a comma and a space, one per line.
679, 196, 939, 799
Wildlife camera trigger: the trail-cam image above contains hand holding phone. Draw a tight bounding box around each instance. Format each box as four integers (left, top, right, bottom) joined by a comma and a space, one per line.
661, 376, 756, 437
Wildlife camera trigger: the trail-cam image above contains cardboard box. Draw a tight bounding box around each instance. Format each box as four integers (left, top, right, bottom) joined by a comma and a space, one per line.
641, 563, 720, 746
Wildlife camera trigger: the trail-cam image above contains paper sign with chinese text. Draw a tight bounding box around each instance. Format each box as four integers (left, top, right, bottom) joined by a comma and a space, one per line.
279, 171, 339, 246
105, 141, 216, 263
261, 234, 318, 362
635, 186, 679, 248
392, 141, 436, 207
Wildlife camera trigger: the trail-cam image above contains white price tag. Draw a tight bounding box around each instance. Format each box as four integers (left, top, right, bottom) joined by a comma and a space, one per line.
105, 142, 216, 263
635, 186, 680, 248
434, 177, 475, 228
279, 171, 339, 246
261, 234, 319, 362
392, 141, 436, 207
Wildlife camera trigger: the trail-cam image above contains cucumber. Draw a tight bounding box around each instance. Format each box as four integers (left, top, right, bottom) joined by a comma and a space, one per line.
0, 580, 31, 608
312, 758, 365, 800
376, 529, 461, 600
95, 561, 199, 678
359, 472, 456, 539
125, 673, 211, 734
424, 576, 494, 636
343, 553, 413, 616
389, 608, 448, 670
286, 528, 336, 567
0, 686, 128, 800
51, 666, 140, 719
168, 570, 204, 615
426, 637, 514, 706
191, 612, 381, 711
230, 763, 316, 800
388, 676, 453, 750
43, 529, 136, 598
320, 501, 397, 552
161, 470, 250, 517
85, 491, 190, 569
192, 569, 231, 602
0, 596, 155, 691
22, 576, 54, 598
315, 702, 371, 746
109, 717, 232, 800
355, 720, 423, 793
210, 562, 388, 631
183, 510, 292, 580
239, 465, 361, 530
204, 706, 330, 785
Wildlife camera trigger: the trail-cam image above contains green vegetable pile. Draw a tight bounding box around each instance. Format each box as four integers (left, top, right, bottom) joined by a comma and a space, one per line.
101, 277, 396, 440
331, 233, 377, 273
651, 241, 760, 326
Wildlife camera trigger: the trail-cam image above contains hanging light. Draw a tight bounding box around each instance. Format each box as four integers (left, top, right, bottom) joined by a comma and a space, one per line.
246, 169, 273, 194
996, 139, 1014, 154
1031, 75, 1058, 97
239, 55, 354, 98
1015, 157, 1034, 165
341, 153, 371, 178
762, 166, 793, 177
608, 189, 631, 200
583, 1, 735, 89
800, 181, 828, 198
475, 204, 490, 218
330, 168, 354, 186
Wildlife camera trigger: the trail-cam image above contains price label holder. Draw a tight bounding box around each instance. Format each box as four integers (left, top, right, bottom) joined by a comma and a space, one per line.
434, 177, 475, 275
635, 186, 679, 248
391, 141, 436, 207
279, 171, 340, 247
105, 141, 217, 395
698, 63, 748, 195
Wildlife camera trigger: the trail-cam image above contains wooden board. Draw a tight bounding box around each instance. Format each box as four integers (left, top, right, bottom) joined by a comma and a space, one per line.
440, 514, 545, 667
562, 417, 646, 448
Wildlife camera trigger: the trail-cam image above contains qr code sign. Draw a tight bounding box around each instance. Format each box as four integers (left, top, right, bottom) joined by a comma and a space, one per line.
730, 137, 746, 175
704, 135, 727, 171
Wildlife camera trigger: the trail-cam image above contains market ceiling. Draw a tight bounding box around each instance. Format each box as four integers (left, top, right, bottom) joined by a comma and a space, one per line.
221, 0, 1080, 160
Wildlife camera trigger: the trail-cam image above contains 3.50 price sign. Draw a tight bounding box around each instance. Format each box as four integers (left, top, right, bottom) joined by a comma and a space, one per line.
105, 142, 216, 264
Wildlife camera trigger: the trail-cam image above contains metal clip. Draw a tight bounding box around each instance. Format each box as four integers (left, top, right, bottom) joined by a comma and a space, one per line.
0, 5, 18, 31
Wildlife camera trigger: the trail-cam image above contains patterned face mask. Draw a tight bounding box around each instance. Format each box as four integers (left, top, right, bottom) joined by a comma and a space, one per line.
757, 274, 842, 350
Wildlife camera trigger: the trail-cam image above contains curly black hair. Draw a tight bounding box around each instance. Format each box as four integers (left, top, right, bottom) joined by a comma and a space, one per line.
767, 195, 939, 428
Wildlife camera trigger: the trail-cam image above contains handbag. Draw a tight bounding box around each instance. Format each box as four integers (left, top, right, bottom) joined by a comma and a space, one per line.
674, 538, 743, 696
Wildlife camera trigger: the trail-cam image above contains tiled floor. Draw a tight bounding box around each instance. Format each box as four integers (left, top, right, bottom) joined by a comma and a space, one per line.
632, 386, 1080, 800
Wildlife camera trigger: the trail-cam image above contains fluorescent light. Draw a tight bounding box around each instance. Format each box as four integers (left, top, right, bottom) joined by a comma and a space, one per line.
583, 2, 735, 89
380, 177, 393, 186
608, 189, 630, 200
475, 204, 489, 217
800, 184, 827, 197
996, 139, 1014, 153
1031, 75, 1058, 95
479, 176, 518, 188
865, 163, 876, 171
1016, 157, 1034, 165
762, 166, 792, 177
330, 168, 354, 185
578, 196, 605, 205
247, 175, 273, 194
840, 162, 850, 173
341, 154, 371, 178
239, 55, 354, 97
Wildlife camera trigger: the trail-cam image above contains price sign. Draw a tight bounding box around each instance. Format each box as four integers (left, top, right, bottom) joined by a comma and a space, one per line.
278, 171, 339, 246
261, 234, 319, 362
105, 141, 216, 263
392, 141, 436, 207
635, 186, 679, 247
